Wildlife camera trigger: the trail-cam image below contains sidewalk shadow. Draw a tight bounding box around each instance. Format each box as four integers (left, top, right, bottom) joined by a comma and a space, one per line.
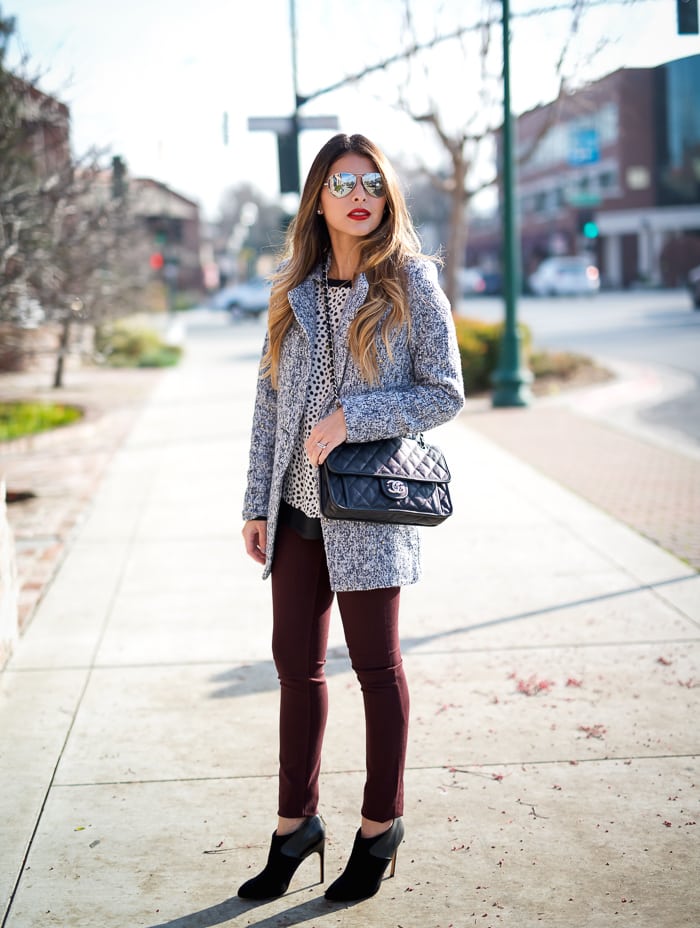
207, 647, 351, 700
146, 890, 336, 928
400, 572, 698, 651
207, 574, 695, 700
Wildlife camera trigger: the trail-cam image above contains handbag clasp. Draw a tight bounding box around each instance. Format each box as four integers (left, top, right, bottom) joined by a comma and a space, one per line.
382, 478, 409, 500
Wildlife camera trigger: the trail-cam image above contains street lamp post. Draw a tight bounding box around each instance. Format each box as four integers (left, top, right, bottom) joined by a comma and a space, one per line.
491, 0, 533, 407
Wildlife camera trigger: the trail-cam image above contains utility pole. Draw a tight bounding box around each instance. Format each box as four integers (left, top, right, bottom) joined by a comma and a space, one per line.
491, 0, 532, 407
248, 0, 338, 195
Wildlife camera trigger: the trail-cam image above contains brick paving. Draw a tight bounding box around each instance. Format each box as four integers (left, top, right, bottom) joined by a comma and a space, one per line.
463, 403, 700, 571
0, 366, 162, 630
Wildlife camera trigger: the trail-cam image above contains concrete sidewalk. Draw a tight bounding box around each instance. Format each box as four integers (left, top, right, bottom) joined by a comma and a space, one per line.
1, 311, 698, 928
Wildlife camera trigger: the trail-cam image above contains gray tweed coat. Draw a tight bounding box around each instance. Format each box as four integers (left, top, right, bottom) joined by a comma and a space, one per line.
242, 256, 464, 591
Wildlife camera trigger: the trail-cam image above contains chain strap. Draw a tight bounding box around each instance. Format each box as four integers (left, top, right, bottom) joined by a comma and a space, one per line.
321, 261, 341, 406
322, 261, 425, 447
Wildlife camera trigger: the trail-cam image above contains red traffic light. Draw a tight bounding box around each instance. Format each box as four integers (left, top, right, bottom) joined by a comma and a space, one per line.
149, 252, 164, 271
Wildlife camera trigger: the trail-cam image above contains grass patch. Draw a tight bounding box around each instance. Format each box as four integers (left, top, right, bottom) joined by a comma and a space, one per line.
0, 402, 83, 441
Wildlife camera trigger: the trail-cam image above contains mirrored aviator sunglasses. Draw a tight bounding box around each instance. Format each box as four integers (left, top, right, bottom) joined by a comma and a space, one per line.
325, 172, 385, 198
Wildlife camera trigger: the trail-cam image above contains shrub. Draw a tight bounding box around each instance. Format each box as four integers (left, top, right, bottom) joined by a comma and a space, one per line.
136, 346, 183, 368
529, 350, 591, 379
0, 402, 82, 441
454, 317, 532, 394
95, 317, 183, 368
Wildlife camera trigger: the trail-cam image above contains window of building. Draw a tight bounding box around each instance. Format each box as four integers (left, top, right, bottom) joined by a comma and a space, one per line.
598, 169, 618, 197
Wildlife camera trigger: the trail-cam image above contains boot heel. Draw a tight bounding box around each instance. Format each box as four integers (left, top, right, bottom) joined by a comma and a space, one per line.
301, 835, 325, 883
237, 815, 326, 900
325, 817, 404, 903
317, 839, 325, 882
388, 847, 398, 879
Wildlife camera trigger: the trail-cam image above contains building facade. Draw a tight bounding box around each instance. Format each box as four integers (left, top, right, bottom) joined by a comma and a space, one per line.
466, 54, 700, 288
130, 178, 203, 292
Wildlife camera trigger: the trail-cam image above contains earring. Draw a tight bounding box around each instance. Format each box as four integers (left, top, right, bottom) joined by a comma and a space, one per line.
317, 208, 323, 215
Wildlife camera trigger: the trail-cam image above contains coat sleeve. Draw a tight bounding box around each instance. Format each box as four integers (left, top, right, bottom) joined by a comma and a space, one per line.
242, 334, 278, 520
341, 259, 465, 443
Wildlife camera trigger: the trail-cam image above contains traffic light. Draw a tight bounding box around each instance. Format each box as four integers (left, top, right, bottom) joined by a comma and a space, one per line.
111, 155, 126, 199
277, 128, 300, 194
677, 0, 699, 33
579, 211, 599, 240
149, 252, 164, 271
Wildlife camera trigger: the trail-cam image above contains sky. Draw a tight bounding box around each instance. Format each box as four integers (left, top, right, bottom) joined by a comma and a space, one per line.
6, 0, 700, 220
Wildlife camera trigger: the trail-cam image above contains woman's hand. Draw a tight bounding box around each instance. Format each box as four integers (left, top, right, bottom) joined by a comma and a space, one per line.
306, 406, 348, 466
242, 519, 267, 564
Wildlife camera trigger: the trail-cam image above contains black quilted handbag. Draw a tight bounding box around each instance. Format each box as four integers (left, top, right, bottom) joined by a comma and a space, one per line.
317, 262, 453, 527
319, 435, 452, 526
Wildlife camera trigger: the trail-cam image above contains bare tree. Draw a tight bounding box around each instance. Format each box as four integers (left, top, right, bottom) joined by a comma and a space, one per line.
0, 13, 150, 386
29, 154, 150, 386
300, 0, 615, 309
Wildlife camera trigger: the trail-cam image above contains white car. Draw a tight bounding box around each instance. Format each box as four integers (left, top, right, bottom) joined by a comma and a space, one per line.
528, 257, 600, 296
456, 267, 487, 296
210, 277, 271, 317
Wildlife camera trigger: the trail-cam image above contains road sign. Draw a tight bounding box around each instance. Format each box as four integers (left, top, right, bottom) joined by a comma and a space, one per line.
568, 128, 600, 166
297, 115, 339, 130
248, 115, 339, 133
567, 192, 601, 207
248, 117, 294, 133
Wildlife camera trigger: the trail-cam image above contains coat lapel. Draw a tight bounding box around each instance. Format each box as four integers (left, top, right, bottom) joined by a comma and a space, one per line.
288, 271, 319, 343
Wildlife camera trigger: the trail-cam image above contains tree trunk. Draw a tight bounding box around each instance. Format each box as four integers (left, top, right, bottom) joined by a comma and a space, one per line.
53, 315, 71, 388
444, 159, 469, 312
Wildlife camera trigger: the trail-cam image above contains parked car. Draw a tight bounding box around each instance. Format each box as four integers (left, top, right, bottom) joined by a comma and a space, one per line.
456, 267, 487, 296
688, 265, 700, 309
528, 256, 600, 296
480, 270, 502, 295
210, 277, 271, 317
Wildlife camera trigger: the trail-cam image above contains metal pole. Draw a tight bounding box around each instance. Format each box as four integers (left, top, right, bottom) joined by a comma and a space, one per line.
492, 0, 532, 407
288, 0, 301, 194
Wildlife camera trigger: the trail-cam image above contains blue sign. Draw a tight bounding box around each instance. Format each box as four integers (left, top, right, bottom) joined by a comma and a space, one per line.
568, 128, 600, 166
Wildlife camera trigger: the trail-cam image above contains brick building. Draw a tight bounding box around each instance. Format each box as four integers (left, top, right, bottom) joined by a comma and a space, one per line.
130, 178, 203, 293
16, 78, 71, 175
466, 54, 700, 288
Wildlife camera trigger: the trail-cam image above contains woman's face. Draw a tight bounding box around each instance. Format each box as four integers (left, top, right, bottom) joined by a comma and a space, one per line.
319, 153, 386, 241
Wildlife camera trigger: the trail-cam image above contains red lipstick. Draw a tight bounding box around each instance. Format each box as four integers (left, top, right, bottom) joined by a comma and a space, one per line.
348, 209, 370, 220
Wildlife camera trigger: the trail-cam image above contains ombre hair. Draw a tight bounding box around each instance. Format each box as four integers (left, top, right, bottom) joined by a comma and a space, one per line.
263, 133, 435, 387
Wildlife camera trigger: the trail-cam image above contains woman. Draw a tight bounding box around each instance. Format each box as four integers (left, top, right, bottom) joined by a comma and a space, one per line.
239, 133, 464, 903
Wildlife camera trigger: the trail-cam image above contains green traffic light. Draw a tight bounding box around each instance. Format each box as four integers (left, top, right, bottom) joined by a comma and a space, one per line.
583, 221, 599, 239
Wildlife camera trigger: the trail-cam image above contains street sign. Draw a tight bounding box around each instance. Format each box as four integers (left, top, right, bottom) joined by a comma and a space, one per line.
566, 192, 601, 207
568, 128, 600, 166
248, 115, 339, 133
248, 117, 294, 133
297, 115, 339, 130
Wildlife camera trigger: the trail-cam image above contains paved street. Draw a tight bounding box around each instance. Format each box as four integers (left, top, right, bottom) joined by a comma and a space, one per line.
0, 310, 698, 928
458, 288, 700, 448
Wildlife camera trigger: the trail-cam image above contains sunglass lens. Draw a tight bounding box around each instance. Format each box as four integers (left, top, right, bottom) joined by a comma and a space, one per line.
362, 173, 385, 197
328, 173, 357, 197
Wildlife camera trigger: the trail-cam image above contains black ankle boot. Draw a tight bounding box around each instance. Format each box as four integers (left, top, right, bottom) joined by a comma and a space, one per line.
324, 818, 404, 903
237, 815, 325, 900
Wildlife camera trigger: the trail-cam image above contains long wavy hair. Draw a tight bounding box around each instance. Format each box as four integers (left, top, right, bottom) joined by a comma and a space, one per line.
263, 133, 433, 387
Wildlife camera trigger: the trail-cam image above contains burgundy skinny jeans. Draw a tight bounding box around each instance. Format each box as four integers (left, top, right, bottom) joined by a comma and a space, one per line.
270, 521, 410, 823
